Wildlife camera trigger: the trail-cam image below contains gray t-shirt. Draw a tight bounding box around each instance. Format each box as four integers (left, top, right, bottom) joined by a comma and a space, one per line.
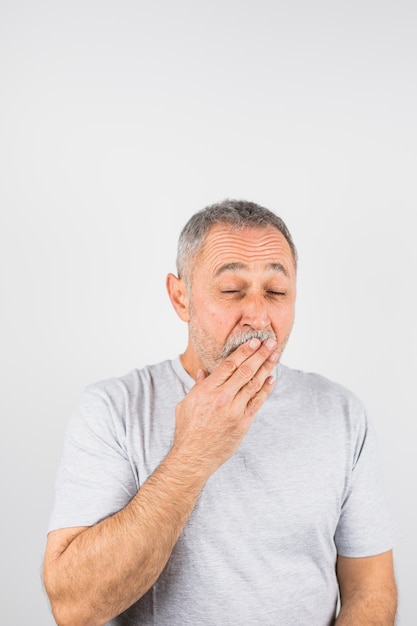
49, 359, 398, 625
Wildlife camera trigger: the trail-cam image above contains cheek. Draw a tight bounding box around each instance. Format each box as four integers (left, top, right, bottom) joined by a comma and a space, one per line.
200, 300, 240, 334
272, 303, 295, 331
208, 305, 236, 328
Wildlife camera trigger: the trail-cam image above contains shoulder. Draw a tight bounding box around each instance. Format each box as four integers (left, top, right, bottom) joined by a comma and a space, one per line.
277, 363, 368, 428
279, 362, 362, 400
83, 359, 178, 402
69, 359, 180, 432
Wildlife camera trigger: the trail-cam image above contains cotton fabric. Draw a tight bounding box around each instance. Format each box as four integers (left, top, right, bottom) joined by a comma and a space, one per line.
49, 359, 398, 625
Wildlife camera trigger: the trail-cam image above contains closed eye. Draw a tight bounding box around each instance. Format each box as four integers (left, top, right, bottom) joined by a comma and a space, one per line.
220, 290, 244, 299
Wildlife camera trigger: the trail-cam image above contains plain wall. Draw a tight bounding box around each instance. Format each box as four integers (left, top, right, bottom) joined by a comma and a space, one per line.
1, 1, 415, 623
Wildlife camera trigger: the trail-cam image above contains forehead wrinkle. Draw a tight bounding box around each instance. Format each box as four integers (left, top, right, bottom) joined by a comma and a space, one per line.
196, 225, 295, 279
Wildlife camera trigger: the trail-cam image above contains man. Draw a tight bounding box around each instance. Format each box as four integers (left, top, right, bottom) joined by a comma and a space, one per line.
43, 200, 398, 625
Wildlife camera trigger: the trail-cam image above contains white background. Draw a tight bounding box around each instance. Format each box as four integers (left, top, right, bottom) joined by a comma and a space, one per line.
1, 1, 415, 624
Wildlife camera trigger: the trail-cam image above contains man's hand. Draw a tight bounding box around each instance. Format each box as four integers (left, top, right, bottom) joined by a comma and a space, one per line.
172, 337, 278, 476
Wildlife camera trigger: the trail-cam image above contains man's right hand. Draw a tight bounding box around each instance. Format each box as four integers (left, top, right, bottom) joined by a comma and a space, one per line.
172, 337, 278, 477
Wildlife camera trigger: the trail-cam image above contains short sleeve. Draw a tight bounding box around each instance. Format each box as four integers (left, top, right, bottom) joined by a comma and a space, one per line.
48, 385, 138, 532
334, 412, 400, 557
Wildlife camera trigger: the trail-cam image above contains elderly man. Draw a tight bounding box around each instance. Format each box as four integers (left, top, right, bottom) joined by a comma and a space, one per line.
43, 200, 398, 625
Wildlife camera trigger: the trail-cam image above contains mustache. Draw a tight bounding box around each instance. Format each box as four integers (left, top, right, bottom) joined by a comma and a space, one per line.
220, 330, 277, 360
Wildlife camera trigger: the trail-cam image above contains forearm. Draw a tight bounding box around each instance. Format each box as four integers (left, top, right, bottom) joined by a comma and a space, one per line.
335, 590, 397, 625
335, 551, 398, 626
44, 451, 207, 626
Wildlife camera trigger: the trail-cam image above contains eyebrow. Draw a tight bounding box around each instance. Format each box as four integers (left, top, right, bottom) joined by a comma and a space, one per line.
215, 262, 289, 277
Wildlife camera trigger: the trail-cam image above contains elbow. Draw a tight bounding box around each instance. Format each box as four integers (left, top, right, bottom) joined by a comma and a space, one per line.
43, 586, 74, 626
43, 570, 101, 626
48, 603, 76, 626
46, 599, 101, 626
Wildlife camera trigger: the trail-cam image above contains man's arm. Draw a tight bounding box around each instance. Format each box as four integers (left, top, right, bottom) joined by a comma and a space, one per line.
43, 337, 278, 626
335, 551, 397, 625
43, 451, 209, 626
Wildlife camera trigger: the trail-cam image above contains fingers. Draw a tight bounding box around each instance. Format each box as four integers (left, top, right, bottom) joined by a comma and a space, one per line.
207, 337, 278, 403
173, 338, 278, 476
196, 368, 207, 383
234, 344, 277, 412
237, 368, 276, 421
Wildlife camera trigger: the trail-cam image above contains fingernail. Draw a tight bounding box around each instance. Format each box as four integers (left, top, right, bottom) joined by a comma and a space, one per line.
249, 338, 261, 348
265, 338, 276, 349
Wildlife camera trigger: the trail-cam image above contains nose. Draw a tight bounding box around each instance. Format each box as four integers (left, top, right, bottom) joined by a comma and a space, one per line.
240, 292, 271, 331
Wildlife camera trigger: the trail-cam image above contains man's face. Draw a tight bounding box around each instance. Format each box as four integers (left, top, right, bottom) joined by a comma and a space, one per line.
183, 224, 297, 375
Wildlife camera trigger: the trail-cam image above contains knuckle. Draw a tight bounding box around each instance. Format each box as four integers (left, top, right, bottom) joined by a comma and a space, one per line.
238, 364, 253, 379
247, 376, 262, 392
222, 358, 238, 374
213, 388, 229, 406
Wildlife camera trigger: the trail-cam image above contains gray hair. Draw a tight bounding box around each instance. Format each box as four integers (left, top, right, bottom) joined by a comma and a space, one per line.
176, 199, 297, 287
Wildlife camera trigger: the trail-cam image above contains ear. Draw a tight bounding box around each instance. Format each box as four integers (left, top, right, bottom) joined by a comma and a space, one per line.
166, 273, 190, 322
